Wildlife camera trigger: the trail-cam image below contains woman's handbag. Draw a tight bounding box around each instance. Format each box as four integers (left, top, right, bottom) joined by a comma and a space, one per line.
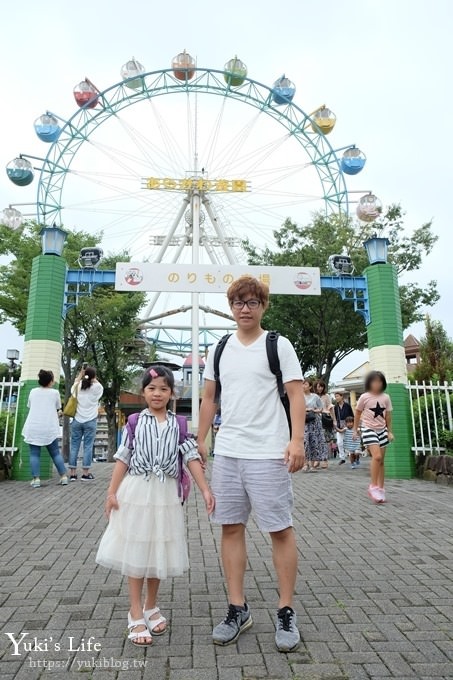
305, 411, 317, 423
321, 413, 334, 429
63, 394, 78, 418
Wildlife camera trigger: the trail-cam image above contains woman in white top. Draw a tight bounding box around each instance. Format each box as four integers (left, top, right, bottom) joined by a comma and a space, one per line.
22, 369, 68, 488
69, 366, 104, 481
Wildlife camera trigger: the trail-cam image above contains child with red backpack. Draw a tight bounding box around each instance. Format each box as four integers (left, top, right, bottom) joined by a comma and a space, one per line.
96, 366, 214, 647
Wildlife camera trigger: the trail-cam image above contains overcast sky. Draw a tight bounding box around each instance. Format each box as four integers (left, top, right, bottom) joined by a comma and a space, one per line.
1, 0, 451, 383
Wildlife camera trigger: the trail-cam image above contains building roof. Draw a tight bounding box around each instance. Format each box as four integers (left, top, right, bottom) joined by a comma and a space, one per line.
404, 334, 421, 352
183, 354, 206, 367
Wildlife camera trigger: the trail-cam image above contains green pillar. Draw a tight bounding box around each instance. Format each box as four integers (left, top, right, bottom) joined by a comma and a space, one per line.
365, 263, 415, 479
12, 255, 66, 480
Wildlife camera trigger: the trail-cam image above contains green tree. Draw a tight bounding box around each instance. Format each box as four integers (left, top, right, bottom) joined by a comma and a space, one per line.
412, 316, 453, 383
0, 363, 21, 381
64, 254, 147, 457
0, 222, 148, 456
245, 205, 439, 382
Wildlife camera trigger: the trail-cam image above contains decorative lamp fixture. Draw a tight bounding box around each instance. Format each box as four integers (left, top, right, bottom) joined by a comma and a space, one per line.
78, 246, 104, 269
40, 223, 68, 256
364, 235, 390, 265
6, 349, 20, 374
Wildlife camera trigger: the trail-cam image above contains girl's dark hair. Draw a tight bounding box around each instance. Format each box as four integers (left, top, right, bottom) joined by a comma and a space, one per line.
81, 366, 96, 390
316, 380, 327, 395
141, 365, 175, 391
38, 369, 54, 387
364, 370, 387, 392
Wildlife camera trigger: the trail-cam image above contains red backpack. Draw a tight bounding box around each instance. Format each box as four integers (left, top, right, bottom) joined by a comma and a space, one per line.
125, 413, 192, 504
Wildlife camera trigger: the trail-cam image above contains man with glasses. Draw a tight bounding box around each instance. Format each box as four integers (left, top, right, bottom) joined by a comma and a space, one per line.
198, 275, 305, 652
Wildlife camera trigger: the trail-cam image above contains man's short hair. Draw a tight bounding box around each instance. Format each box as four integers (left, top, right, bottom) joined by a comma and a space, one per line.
227, 275, 269, 308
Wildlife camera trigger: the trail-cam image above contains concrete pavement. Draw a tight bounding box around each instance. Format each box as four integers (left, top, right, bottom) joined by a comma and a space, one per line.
1, 457, 452, 679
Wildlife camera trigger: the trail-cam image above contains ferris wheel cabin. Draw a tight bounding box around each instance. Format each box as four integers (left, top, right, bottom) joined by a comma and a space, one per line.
73, 80, 99, 108
341, 147, 366, 175
121, 58, 145, 90
311, 106, 336, 135
357, 193, 382, 222
6, 158, 34, 186
34, 114, 61, 143
272, 75, 296, 105
224, 57, 247, 87
172, 51, 196, 81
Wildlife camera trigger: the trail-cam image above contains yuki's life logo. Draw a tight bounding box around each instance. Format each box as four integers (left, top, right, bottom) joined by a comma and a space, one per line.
4, 632, 101, 656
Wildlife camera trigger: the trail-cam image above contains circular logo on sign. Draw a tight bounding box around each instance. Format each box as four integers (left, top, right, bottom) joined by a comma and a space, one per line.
124, 267, 143, 286
294, 271, 312, 290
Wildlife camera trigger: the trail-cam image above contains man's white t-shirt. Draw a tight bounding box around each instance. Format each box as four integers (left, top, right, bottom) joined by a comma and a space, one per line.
204, 332, 303, 459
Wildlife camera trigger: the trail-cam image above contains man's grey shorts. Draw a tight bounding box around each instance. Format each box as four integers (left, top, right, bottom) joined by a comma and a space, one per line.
211, 455, 294, 533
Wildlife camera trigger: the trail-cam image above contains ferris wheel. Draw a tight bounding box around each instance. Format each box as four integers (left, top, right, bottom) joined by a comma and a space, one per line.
4, 51, 372, 354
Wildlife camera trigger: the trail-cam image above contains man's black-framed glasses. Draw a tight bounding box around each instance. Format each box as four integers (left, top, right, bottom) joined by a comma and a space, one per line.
231, 299, 261, 310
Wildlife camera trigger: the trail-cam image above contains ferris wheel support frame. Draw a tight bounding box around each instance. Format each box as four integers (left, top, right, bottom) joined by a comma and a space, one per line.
191, 188, 201, 429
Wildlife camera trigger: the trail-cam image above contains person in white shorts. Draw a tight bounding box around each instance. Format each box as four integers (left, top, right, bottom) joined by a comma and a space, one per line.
198, 275, 306, 652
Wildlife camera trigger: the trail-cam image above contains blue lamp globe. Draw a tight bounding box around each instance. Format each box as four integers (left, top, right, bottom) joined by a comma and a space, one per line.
40, 224, 68, 256
364, 235, 390, 265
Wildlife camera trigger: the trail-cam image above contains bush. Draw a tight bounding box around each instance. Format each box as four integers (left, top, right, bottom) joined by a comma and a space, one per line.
0, 411, 15, 447
439, 429, 453, 455
0, 412, 15, 479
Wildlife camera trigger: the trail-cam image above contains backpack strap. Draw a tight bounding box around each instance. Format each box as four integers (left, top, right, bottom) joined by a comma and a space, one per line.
266, 331, 292, 435
125, 412, 140, 447
175, 414, 188, 444
213, 333, 232, 404
266, 331, 285, 399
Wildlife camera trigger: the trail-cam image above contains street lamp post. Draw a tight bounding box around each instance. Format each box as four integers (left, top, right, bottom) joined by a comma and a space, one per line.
364, 235, 415, 478
11, 224, 68, 480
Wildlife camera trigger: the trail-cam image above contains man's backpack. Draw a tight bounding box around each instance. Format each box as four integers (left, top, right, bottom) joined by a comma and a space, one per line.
125, 412, 192, 503
213, 331, 291, 435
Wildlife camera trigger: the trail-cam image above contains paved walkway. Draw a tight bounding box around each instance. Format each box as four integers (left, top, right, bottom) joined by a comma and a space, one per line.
1, 458, 452, 680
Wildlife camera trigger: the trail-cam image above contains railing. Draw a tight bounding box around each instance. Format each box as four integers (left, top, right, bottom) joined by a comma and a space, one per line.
0, 377, 21, 477
407, 381, 453, 455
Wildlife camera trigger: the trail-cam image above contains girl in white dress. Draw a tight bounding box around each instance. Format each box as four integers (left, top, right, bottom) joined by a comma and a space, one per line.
96, 366, 214, 646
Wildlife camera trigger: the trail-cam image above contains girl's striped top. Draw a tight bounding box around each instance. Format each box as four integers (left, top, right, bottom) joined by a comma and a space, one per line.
114, 409, 200, 481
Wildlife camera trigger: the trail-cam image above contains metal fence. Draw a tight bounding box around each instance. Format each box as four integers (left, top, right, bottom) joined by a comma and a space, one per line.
0, 377, 21, 477
408, 381, 453, 455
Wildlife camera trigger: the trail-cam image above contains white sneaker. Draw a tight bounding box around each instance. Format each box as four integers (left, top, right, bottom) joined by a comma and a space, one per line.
30, 478, 41, 488
59, 475, 69, 486
378, 487, 386, 503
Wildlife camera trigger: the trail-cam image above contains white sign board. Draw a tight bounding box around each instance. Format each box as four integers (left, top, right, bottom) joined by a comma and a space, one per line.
115, 263, 321, 295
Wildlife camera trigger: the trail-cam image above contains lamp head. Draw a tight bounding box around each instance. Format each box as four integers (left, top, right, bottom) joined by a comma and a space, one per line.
363, 235, 390, 265
40, 224, 67, 256
6, 349, 20, 361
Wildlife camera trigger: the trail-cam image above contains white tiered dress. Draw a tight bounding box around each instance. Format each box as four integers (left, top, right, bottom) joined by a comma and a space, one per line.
96, 417, 194, 579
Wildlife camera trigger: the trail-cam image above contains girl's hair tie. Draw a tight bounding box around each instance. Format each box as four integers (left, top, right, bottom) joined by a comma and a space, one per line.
149, 368, 159, 378
84, 375, 89, 379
